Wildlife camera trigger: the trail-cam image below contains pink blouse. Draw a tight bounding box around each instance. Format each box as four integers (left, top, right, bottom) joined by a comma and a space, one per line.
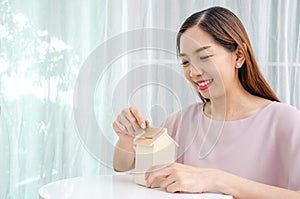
163, 102, 300, 191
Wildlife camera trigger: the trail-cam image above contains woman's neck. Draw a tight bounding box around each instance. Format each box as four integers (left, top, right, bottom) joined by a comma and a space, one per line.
204, 88, 271, 121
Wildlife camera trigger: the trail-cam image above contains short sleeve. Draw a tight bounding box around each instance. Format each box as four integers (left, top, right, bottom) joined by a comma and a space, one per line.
276, 104, 300, 191
287, 108, 300, 191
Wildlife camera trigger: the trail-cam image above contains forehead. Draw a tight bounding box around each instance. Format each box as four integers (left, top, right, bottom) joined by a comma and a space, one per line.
179, 26, 216, 53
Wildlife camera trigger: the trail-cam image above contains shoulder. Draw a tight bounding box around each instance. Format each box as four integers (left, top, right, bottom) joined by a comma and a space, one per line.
269, 103, 300, 172
267, 102, 300, 122
260, 102, 300, 136
269, 101, 299, 112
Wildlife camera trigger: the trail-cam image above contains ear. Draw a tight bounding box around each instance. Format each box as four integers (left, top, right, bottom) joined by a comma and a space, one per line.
235, 44, 246, 69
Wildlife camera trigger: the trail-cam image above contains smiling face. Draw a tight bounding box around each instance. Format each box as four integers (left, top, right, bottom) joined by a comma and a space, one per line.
179, 26, 240, 100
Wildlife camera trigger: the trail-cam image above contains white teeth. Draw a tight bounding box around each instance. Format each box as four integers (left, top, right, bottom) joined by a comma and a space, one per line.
196, 80, 212, 87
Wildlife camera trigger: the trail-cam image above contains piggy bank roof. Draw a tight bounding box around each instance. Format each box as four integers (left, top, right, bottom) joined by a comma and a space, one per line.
134, 127, 178, 146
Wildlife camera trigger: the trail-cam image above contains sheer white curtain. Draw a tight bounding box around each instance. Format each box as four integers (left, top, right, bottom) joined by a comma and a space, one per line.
0, 0, 299, 198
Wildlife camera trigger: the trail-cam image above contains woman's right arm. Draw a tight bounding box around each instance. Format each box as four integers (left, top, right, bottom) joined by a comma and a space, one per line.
112, 106, 148, 172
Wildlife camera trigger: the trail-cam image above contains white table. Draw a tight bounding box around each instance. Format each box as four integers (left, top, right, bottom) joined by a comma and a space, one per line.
39, 175, 233, 199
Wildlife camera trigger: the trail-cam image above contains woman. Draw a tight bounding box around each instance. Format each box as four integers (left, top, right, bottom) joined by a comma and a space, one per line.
112, 6, 300, 198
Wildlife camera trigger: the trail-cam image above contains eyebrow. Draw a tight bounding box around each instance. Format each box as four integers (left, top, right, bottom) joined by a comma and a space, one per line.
179, 46, 211, 57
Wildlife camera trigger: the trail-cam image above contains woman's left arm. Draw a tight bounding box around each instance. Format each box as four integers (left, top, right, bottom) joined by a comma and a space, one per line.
145, 163, 300, 199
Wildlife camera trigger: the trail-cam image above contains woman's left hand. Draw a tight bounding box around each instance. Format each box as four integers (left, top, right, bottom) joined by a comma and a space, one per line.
145, 162, 227, 193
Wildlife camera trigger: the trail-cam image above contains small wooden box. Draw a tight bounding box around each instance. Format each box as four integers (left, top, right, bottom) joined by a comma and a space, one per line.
134, 127, 178, 187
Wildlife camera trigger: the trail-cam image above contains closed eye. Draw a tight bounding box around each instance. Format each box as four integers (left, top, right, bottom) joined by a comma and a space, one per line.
200, 55, 212, 60
181, 61, 189, 66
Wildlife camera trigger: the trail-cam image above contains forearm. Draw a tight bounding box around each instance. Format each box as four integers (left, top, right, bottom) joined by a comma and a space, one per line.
218, 172, 300, 199
113, 139, 135, 172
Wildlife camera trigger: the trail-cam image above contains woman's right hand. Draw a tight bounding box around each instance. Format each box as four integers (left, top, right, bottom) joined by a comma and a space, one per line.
112, 106, 149, 140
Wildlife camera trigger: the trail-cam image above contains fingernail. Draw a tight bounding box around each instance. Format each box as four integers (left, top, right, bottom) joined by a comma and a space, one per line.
120, 125, 125, 130
141, 122, 146, 129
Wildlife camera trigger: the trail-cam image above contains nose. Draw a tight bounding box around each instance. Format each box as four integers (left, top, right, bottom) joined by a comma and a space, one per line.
189, 64, 203, 77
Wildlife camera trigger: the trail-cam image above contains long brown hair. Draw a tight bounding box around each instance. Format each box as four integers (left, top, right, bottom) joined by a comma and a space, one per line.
177, 6, 280, 102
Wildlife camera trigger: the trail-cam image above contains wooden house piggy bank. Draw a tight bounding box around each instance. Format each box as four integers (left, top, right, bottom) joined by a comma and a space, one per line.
134, 127, 178, 187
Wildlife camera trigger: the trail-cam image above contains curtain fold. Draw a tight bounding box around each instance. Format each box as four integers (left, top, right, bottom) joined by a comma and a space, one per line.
0, 0, 299, 198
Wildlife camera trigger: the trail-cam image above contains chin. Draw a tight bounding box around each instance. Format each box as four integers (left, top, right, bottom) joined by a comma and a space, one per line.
195, 91, 210, 101
198, 91, 210, 98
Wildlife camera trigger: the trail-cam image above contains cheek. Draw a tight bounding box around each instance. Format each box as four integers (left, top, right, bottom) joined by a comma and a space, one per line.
183, 68, 196, 87
203, 61, 222, 79
215, 65, 236, 89
209, 58, 234, 78
183, 68, 190, 79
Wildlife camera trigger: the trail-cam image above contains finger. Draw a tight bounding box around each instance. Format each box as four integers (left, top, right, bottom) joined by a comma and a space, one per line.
112, 122, 135, 139
112, 121, 125, 133
121, 109, 142, 133
122, 119, 142, 136
159, 174, 176, 190
145, 165, 161, 180
146, 167, 172, 188
150, 176, 166, 188
129, 106, 146, 129
131, 121, 143, 135
145, 163, 171, 180
122, 108, 138, 124
165, 182, 181, 193
117, 114, 135, 136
